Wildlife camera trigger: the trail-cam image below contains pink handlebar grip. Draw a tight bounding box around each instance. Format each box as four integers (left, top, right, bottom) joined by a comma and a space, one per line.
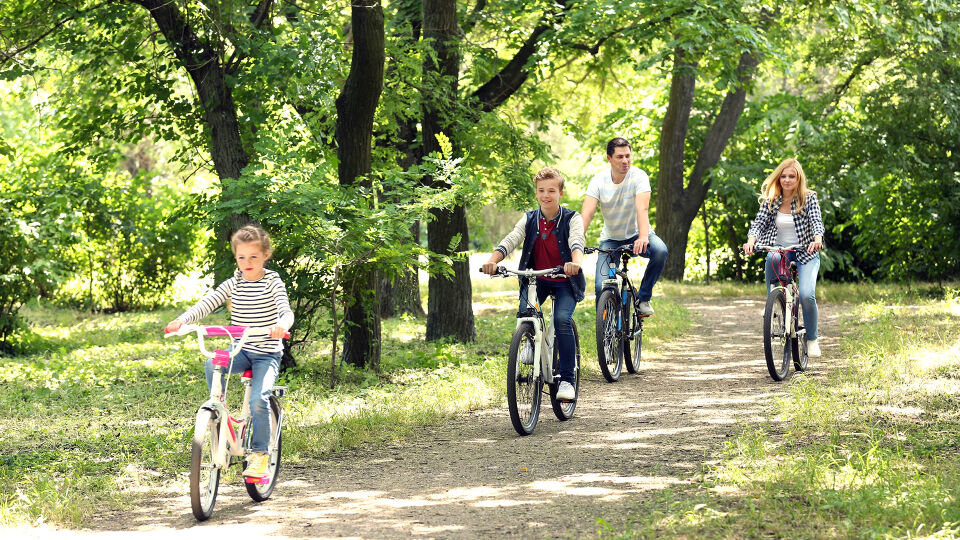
165, 325, 290, 339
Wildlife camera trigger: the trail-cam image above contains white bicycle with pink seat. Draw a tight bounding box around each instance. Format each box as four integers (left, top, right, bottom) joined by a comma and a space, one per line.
164, 324, 288, 521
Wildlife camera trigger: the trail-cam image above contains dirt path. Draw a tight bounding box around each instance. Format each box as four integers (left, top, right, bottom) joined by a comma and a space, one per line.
70, 299, 843, 539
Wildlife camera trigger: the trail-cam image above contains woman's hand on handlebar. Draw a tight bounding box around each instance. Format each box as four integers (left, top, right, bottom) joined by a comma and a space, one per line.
165, 320, 182, 333
807, 237, 823, 254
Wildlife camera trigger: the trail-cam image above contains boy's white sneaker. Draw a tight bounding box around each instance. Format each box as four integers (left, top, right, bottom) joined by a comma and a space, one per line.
556, 381, 576, 401
807, 339, 821, 357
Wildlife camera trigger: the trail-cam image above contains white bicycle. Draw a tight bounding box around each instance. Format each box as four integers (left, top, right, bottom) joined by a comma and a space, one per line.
484, 265, 581, 435
164, 324, 288, 521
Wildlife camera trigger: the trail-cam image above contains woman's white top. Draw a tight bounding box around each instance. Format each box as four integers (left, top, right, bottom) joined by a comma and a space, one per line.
775, 212, 800, 247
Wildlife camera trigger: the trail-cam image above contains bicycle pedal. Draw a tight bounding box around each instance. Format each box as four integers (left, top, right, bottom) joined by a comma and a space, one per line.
244, 476, 271, 484
271, 386, 287, 398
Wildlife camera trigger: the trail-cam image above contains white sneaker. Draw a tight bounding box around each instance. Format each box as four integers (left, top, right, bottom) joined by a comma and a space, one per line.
807, 339, 821, 357
556, 381, 575, 401
637, 301, 654, 317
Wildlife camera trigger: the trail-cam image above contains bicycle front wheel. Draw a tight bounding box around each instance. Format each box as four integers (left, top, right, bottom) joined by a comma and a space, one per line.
190, 408, 221, 521
792, 303, 808, 372
245, 395, 282, 501
550, 321, 580, 421
763, 289, 791, 381
507, 322, 542, 435
623, 290, 642, 374
596, 289, 623, 382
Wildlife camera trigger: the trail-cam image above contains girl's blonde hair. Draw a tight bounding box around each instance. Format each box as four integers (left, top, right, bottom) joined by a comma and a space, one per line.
534, 167, 565, 190
230, 224, 272, 258
759, 158, 813, 213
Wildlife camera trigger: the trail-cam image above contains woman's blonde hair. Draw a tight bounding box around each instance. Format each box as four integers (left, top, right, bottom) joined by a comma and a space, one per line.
230, 224, 272, 258
759, 158, 813, 213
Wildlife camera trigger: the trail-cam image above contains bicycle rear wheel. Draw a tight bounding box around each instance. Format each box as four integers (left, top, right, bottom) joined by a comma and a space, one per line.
550, 321, 580, 420
623, 290, 642, 374
763, 289, 791, 381
190, 409, 221, 521
245, 395, 282, 501
596, 289, 623, 382
507, 322, 542, 435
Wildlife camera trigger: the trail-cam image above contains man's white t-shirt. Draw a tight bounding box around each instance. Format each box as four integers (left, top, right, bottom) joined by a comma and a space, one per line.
585, 166, 652, 241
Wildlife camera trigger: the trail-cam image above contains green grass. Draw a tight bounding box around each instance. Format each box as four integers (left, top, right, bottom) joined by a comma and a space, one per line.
605, 290, 960, 539
0, 281, 690, 528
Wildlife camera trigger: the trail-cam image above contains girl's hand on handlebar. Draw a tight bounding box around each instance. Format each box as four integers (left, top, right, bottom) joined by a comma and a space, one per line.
269, 325, 287, 339
165, 320, 182, 333
563, 261, 581, 277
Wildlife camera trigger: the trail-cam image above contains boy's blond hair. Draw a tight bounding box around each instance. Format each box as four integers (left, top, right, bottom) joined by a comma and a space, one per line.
534, 167, 565, 190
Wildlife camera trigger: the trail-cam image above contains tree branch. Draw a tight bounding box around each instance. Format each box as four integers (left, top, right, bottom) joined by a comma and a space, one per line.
460, 0, 487, 36
225, 0, 274, 74
469, 0, 571, 113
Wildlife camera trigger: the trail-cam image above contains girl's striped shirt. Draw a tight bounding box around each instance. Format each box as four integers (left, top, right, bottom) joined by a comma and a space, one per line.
176, 269, 294, 354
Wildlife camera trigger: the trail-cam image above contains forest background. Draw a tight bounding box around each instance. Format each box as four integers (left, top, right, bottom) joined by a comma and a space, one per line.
1, 0, 958, 371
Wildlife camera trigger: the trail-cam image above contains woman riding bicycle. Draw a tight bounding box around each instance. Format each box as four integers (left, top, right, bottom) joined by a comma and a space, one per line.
481, 167, 586, 402
742, 158, 825, 357
165, 225, 293, 478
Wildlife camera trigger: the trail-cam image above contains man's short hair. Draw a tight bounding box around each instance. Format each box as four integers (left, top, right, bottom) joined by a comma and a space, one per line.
606, 137, 631, 157
533, 167, 565, 190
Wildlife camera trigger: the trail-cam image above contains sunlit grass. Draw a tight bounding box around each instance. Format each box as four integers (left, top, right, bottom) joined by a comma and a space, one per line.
607, 293, 960, 539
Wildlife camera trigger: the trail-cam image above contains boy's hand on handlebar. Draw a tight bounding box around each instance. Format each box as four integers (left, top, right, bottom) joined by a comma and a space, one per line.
563, 261, 581, 277
269, 325, 287, 339
165, 320, 182, 333
481, 262, 499, 275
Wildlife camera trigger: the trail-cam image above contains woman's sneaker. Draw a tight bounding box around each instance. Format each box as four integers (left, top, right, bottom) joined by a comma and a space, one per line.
556, 381, 575, 401
807, 339, 821, 357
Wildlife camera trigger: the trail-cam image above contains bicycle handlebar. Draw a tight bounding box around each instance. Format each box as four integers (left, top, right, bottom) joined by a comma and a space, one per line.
755, 244, 805, 252
479, 266, 566, 279
584, 245, 633, 256
164, 324, 290, 359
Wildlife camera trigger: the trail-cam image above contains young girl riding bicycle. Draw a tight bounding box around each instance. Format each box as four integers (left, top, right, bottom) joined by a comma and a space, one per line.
481, 168, 586, 401
165, 225, 293, 478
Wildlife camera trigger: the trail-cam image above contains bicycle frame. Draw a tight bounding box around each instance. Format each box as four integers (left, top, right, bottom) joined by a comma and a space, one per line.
165, 325, 287, 468
759, 245, 806, 340
594, 246, 646, 334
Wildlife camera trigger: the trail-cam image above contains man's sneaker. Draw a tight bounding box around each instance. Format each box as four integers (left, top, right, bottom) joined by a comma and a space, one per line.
556, 381, 576, 401
807, 339, 821, 357
637, 301, 654, 317
243, 452, 269, 477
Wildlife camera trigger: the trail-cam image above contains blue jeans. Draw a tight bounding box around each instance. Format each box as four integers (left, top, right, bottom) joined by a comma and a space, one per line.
519, 279, 577, 384
594, 232, 668, 301
765, 252, 820, 341
205, 348, 281, 453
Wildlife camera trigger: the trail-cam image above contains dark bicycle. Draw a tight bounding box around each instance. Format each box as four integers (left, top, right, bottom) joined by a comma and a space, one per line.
753, 244, 809, 381
584, 245, 649, 382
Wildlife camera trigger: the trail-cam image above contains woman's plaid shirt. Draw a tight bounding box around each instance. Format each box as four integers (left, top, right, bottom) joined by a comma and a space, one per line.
748, 192, 826, 264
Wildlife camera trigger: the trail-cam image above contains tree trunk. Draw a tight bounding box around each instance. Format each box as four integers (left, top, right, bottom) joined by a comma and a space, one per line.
335, 0, 385, 369
426, 206, 476, 341
422, 0, 475, 342
657, 49, 759, 281
129, 0, 254, 283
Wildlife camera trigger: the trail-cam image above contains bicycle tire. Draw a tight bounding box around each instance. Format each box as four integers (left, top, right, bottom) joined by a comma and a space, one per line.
550, 321, 580, 420
623, 290, 642, 374
763, 289, 791, 381
507, 322, 542, 435
596, 289, 623, 382
190, 408, 221, 521
245, 395, 282, 501
792, 303, 809, 372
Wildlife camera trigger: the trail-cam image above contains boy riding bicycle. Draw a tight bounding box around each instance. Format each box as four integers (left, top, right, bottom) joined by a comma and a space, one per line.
165, 225, 293, 478
481, 168, 586, 401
